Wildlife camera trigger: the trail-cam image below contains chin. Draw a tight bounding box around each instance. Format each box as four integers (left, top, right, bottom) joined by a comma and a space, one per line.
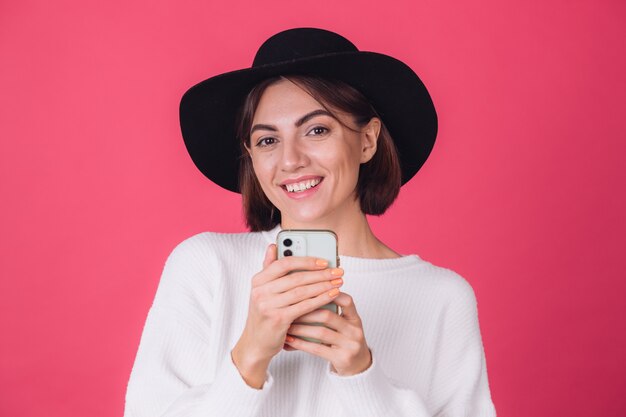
280, 209, 330, 227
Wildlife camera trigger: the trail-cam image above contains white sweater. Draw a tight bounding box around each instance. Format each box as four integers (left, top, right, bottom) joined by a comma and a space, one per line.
125, 227, 496, 416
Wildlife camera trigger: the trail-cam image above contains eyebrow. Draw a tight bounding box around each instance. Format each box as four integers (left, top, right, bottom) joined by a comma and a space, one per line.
250, 109, 334, 135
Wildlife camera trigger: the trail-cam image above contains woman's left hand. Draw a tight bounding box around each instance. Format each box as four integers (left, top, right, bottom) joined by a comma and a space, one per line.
284, 292, 372, 376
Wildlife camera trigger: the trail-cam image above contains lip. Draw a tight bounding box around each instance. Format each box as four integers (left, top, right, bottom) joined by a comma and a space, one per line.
279, 176, 324, 200
279, 175, 323, 186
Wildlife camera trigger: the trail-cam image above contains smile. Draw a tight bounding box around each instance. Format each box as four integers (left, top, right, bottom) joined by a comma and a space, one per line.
282, 177, 322, 193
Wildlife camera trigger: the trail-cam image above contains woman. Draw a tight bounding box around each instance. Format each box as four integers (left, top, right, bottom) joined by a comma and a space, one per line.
125, 28, 496, 417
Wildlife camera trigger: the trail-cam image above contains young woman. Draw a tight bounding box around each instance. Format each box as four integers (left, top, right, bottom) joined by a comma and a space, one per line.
125, 28, 496, 417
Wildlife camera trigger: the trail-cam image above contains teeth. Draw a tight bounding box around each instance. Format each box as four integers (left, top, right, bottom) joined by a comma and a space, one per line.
285, 178, 321, 193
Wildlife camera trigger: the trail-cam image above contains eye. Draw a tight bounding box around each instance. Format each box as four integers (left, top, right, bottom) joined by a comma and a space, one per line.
255, 136, 278, 147
307, 126, 329, 136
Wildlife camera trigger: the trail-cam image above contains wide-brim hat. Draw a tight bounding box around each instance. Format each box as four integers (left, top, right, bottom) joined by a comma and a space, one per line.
180, 27, 437, 193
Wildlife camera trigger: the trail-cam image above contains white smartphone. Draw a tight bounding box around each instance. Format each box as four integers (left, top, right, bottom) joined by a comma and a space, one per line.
277, 229, 339, 344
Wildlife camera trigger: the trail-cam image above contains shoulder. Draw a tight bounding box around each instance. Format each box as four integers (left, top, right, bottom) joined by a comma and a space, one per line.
408, 257, 478, 310
153, 230, 269, 304
165, 229, 268, 266
170, 229, 266, 251
159, 229, 270, 283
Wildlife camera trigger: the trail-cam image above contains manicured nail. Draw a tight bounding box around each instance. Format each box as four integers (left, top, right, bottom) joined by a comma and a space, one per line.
330, 268, 343, 277
316, 259, 329, 267
286, 335, 295, 343
331, 278, 343, 286
328, 288, 340, 297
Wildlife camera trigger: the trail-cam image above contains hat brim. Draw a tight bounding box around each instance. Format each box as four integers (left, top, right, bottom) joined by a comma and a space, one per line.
180, 51, 437, 193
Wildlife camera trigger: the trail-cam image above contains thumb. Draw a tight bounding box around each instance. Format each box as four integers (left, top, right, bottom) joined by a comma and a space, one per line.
263, 244, 277, 269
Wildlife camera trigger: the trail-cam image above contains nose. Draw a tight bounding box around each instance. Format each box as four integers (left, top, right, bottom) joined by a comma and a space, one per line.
279, 138, 309, 172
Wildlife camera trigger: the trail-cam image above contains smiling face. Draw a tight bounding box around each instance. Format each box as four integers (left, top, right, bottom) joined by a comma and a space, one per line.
246, 79, 379, 228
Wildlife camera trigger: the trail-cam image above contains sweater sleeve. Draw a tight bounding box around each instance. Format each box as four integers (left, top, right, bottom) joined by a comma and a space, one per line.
124, 237, 274, 417
324, 278, 496, 417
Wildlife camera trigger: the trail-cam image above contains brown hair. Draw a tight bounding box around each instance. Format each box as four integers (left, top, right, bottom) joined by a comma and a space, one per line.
236, 75, 402, 231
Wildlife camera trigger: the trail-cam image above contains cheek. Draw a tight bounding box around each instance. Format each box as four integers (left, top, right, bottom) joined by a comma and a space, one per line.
334, 146, 362, 176
250, 155, 279, 196
250, 153, 271, 177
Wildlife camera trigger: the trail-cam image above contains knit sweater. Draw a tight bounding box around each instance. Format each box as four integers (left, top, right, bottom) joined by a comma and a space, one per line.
124, 227, 496, 416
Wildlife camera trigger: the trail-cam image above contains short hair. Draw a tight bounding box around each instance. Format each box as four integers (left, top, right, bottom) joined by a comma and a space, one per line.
236, 74, 402, 231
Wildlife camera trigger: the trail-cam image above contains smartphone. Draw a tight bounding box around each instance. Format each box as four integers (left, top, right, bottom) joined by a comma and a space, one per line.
277, 229, 339, 344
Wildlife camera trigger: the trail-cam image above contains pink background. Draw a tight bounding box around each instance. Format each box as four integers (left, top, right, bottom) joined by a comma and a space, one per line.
1, 0, 625, 416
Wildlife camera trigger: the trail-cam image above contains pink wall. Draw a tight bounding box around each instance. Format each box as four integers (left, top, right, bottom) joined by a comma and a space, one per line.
1, 0, 625, 416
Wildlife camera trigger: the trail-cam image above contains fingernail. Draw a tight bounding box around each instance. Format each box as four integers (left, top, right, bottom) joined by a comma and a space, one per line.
286, 335, 295, 343
328, 288, 340, 297
316, 259, 329, 267
330, 268, 343, 277
331, 278, 343, 286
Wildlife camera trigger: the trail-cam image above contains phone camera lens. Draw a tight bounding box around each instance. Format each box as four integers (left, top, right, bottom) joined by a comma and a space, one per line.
284, 239, 292, 247
284, 249, 293, 257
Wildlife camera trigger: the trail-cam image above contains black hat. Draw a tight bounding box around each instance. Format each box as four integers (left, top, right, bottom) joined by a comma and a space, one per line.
180, 28, 437, 193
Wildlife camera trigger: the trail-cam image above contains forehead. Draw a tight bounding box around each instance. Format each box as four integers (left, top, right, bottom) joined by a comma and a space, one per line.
252, 79, 361, 129
252, 80, 326, 123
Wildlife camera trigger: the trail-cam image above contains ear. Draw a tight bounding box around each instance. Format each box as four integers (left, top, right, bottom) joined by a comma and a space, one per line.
244, 141, 252, 157
360, 117, 380, 164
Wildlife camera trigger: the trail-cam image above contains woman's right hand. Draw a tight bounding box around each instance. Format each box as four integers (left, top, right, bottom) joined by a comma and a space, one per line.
231, 243, 344, 388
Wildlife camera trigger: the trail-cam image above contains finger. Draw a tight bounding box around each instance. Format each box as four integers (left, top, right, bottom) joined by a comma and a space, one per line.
285, 325, 343, 357
292, 306, 366, 340
283, 286, 341, 322
266, 268, 343, 294
255, 256, 330, 286
268, 279, 343, 310
284, 335, 332, 359
262, 244, 277, 269
288, 323, 343, 345
283, 340, 297, 351
332, 292, 361, 322
293, 307, 344, 331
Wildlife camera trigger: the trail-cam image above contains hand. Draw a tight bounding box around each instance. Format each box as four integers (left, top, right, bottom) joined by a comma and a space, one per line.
284, 292, 373, 376
232, 244, 344, 386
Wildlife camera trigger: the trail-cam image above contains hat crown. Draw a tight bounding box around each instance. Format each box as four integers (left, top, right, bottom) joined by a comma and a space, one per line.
252, 28, 358, 67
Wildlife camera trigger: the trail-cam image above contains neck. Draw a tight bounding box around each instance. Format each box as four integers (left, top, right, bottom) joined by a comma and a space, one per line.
280, 210, 399, 259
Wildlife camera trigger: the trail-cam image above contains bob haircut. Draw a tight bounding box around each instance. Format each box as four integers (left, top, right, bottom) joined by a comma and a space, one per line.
236, 75, 402, 231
